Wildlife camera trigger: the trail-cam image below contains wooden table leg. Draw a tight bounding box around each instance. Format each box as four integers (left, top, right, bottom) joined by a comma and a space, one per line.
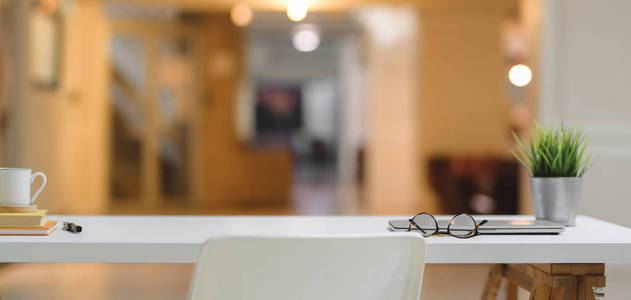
578, 275, 606, 300
532, 264, 605, 300
549, 277, 577, 300
505, 282, 518, 300
481, 264, 505, 300
482, 263, 605, 300
530, 280, 552, 300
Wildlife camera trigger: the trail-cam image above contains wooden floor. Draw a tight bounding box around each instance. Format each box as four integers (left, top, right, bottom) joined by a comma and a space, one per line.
0, 263, 497, 300
2, 256, 631, 299
0, 263, 194, 300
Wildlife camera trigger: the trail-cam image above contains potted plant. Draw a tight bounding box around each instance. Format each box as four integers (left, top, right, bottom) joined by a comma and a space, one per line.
511, 123, 592, 226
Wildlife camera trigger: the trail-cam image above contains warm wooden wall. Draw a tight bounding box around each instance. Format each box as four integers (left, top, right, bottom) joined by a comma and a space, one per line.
5, 0, 109, 213
418, 2, 512, 157
198, 15, 292, 207
416, 0, 515, 212
5, 6, 292, 212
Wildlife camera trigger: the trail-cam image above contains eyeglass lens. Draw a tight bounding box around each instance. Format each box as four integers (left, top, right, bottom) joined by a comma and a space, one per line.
412, 213, 438, 237
448, 214, 477, 238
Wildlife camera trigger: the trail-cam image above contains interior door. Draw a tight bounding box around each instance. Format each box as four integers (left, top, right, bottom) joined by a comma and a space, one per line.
109, 21, 201, 208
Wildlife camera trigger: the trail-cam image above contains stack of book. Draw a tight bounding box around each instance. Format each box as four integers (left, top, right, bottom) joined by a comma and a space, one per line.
0, 207, 58, 236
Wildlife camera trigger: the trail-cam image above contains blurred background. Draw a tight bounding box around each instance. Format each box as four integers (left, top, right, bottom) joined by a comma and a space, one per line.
0, 0, 630, 299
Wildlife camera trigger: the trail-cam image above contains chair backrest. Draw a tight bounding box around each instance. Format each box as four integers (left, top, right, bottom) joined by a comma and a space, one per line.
188, 233, 426, 300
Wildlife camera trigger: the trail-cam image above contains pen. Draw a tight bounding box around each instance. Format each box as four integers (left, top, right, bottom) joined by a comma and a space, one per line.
62, 222, 83, 233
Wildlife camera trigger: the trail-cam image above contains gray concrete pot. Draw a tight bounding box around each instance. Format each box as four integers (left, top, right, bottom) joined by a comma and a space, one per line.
530, 177, 582, 226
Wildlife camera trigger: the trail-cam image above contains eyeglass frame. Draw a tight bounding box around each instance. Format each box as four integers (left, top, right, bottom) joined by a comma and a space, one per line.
408, 212, 488, 239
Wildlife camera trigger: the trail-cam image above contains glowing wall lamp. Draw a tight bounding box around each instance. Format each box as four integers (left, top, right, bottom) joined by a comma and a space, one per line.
508, 64, 532, 87
287, 0, 308, 22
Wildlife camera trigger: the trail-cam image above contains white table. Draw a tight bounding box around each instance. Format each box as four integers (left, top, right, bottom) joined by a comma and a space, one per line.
0, 215, 630, 264
1, 215, 628, 299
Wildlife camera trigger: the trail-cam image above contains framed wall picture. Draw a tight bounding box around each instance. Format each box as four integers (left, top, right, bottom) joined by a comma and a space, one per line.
29, 3, 63, 89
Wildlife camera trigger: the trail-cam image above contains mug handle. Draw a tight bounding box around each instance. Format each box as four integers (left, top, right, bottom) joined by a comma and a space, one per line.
30, 172, 47, 204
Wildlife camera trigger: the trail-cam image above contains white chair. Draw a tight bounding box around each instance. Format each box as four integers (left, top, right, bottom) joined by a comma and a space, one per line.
188, 234, 426, 300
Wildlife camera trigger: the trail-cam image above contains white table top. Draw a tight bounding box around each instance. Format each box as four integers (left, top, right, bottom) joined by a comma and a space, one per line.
1, 215, 631, 264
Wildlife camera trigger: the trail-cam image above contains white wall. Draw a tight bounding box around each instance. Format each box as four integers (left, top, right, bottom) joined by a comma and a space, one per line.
539, 0, 631, 227
337, 36, 365, 184
537, 0, 631, 298
303, 78, 338, 145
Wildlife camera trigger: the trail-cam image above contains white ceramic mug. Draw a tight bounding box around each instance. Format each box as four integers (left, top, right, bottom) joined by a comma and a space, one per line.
0, 168, 47, 206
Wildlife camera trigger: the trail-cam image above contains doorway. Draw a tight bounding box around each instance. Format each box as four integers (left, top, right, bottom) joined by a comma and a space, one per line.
108, 20, 202, 209
241, 12, 366, 214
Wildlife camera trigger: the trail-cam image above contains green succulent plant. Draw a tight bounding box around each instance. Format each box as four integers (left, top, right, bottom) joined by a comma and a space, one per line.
511, 122, 592, 177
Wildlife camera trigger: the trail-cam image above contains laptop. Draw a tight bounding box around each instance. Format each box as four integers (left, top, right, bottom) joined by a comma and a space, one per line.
388, 218, 565, 234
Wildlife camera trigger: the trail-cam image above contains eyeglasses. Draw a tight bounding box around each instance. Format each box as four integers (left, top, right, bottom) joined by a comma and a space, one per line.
408, 213, 488, 239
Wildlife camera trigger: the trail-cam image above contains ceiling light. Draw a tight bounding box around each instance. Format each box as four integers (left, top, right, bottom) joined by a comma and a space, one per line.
287, 0, 308, 22
292, 24, 320, 52
509, 64, 532, 87
230, 4, 253, 27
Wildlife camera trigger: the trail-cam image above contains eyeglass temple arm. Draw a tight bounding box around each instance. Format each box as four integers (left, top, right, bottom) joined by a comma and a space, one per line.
409, 219, 420, 230
476, 219, 488, 229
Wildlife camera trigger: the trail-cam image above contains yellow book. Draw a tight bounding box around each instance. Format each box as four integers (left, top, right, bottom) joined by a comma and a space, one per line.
0, 220, 58, 236
0, 210, 47, 227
